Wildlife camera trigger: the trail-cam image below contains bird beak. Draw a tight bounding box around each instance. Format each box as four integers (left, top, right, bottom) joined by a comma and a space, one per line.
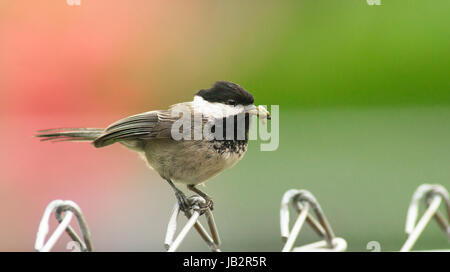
245, 105, 271, 121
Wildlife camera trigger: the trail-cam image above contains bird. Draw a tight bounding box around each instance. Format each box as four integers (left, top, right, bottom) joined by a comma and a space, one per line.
36, 81, 270, 211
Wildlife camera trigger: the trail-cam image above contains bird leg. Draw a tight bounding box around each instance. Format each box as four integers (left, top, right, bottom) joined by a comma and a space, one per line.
187, 184, 214, 210
166, 179, 190, 212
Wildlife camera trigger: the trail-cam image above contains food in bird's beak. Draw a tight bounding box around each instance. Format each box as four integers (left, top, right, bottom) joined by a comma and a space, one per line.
246, 105, 271, 124
257, 105, 271, 124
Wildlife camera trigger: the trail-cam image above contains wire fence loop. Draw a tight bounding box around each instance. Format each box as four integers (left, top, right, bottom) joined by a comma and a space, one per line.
164, 195, 221, 252
35, 200, 93, 252
401, 184, 450, 251
280, 189, 347, 252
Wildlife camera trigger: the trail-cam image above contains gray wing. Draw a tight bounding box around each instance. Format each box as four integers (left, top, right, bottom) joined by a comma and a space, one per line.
93, 110, 176, 148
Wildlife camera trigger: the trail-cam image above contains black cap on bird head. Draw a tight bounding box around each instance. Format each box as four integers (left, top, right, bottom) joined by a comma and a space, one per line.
196, 81, 255, 106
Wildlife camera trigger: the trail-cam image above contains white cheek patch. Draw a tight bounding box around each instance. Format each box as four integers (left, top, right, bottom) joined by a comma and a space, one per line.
192, 96, 245, 119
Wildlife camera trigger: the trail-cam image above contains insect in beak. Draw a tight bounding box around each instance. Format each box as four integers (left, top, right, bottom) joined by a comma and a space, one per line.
246, 105, 271, 124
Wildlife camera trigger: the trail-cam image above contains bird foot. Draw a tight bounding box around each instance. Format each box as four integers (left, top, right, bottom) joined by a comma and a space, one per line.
175, 190, 191, 212
204, 197, 214, 211
175, 190, 214, 214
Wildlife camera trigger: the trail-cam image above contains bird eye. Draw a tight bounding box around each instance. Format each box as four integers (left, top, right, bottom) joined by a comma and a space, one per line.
227, 99, 236, 106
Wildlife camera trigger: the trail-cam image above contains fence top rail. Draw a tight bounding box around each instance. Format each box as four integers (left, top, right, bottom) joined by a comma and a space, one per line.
33, 184, 449, 252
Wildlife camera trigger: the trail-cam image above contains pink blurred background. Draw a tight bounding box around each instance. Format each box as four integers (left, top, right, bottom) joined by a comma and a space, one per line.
1, 0, 166, 251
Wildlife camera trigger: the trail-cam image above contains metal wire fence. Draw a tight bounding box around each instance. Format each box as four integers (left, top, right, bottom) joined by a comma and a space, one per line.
34, 184, 450, 252
401, 184, 450, 251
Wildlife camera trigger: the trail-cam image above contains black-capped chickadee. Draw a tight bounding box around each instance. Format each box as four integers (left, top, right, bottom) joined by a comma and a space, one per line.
37, 81, 270, 211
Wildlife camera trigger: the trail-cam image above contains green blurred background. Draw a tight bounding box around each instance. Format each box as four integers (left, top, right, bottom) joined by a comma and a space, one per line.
1, 0, 449, 251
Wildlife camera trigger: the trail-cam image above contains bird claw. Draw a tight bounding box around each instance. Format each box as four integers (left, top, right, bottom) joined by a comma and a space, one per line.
175, 190, 214, 214
175, 190, 191, 212
205, 197, 214, 211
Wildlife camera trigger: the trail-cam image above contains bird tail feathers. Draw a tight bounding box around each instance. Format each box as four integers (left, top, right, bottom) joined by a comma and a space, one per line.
35, 128, 104, 144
